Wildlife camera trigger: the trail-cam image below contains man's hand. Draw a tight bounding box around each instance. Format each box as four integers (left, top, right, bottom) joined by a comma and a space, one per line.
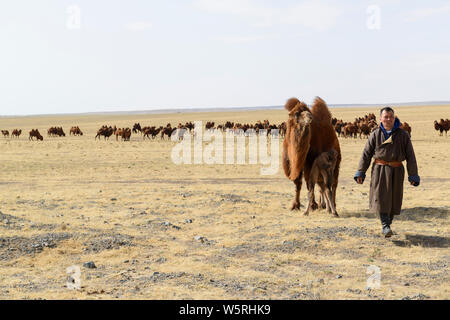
356, 177, 364, 184
410, 181, 418, 186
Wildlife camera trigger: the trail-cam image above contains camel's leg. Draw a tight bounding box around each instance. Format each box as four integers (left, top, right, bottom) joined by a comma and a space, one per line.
332, 165, 339, 210
303, 165, 318, 210
290, 172, 303, 211
324, 176, 338, 217
332, 180, 338, 210
315, 173, 326, 209
323, 186, 338, 217
317, 182, 331, 213
304, 180, 315, 216
318, 187, 327, 210
324, 167, 339, 217
324, 190, 331, 213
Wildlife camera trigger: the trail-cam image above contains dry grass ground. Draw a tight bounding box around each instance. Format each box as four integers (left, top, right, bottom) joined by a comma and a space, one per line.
0, 105, 449, 300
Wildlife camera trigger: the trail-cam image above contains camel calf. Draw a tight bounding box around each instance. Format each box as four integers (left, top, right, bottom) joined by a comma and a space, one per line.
305, 149, 339, 217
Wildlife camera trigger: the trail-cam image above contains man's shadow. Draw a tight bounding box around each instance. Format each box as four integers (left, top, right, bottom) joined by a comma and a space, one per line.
392, 234, 449, 248
396, 206, 449, 222
390, 207, 449, 248
344, 206, 449, 222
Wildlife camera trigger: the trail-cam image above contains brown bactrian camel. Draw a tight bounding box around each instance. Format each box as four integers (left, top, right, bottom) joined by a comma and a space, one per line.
282, 97, 341, 216
305, 149, 339, 217
282, 98, 313, 210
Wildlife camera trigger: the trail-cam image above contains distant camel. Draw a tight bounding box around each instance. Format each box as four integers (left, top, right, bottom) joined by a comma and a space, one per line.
434, 119, 449, 136
400, 121, 411, 137
11, 129, 22, 138
29, 129, 43, 141
70, 126, 83, 136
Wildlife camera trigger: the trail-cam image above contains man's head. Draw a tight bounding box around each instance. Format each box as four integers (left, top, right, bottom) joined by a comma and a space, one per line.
380, 107, 395, 131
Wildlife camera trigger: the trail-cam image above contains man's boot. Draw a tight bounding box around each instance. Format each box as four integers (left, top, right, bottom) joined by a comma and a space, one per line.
389, 214, 394, 225
380, 213, 393, 238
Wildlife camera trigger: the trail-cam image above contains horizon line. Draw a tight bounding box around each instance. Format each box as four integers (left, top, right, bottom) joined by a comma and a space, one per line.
1, 100, 450, 118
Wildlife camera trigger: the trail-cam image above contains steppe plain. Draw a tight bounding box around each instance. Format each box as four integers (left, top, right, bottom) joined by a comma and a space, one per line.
0, 104, 449, 299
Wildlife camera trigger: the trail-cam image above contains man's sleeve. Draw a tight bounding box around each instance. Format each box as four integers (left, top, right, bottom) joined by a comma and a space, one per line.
354, 132, 376, 182
405, 134, 420, 186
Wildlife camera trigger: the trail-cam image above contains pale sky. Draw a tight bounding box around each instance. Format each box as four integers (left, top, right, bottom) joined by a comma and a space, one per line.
1, 0, 449, 115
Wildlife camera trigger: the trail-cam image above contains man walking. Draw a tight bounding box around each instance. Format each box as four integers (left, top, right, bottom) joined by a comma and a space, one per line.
354, 107, 420, 237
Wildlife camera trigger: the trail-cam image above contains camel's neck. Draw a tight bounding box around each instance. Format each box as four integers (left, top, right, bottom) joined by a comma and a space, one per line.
292, 125, 310, 152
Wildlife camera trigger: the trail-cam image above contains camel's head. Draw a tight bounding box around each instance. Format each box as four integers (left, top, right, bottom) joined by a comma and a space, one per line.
325, 149, 338, 165
434, 120, 440, 130
290, 109, 312, 128
285, 98, 312, 133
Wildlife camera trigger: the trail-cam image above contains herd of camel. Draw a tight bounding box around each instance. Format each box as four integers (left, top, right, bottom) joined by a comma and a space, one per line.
94, 121, 288, 141
1, 126, 84, 141
1, 117, 448, 142
332, 114, 413, 138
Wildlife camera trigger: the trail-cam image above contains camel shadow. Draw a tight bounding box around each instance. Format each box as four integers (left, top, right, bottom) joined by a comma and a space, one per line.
392, 234, 450, 248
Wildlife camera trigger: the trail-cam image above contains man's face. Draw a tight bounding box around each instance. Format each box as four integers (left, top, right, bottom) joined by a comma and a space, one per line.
380, 110, 395, 130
